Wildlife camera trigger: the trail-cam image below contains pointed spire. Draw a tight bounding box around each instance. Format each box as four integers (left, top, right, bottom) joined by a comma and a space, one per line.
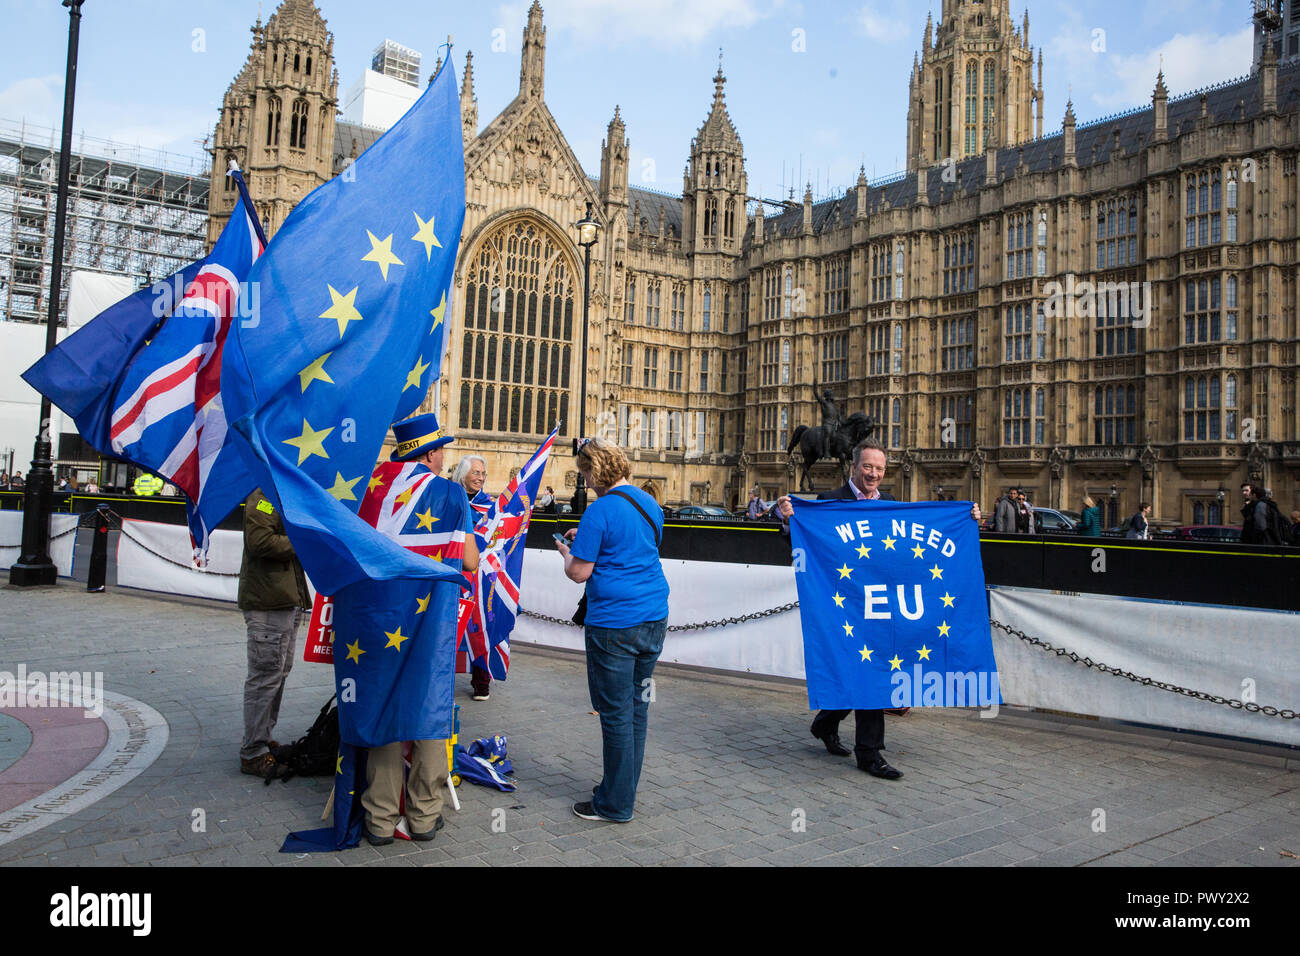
1022, 8, 1029, 46
519, 0, 547, 99
463, 49, 475, 96
857, 164, 868, 187
461, 51, 478, 144
1064, 98, 1075, 126
923, 11, 933, 50
1153, 67, 1167, 99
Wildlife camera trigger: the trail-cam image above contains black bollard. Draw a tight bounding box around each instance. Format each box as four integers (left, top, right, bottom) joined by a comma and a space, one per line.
87, 505, 109, 593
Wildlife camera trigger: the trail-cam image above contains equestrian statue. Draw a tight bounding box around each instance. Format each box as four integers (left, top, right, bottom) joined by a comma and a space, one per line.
786, 383, 878, 492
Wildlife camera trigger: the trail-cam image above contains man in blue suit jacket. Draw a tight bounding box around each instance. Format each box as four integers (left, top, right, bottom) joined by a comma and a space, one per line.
778, 436, 980, 781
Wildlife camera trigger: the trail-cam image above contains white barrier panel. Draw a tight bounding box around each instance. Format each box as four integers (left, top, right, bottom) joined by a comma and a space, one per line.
116, 519, 241, 603
514, 549, 807, 680
988, 587, 1300, 748
0, 512, 79, 577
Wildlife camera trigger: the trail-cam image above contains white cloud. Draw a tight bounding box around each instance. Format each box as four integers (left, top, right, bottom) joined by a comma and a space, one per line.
854, 1, 911, 44
495, 0, 774, 47
1095, 27, 1254, 110
0, 74, 64, 127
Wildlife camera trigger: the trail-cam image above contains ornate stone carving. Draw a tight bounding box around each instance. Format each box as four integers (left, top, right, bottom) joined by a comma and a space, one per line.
969, 446, 986, 477
1048, 445, 1067, 475
1246, 442, 1268, 481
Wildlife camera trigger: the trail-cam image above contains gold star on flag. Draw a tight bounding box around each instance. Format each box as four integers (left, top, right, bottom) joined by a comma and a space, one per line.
327, 472, 362, 502
411, 212, 442, 259
856, 544, 871, 559
368, 473, 386, 492
403, 354, 430, 393
430, 553, 443, 562
831, 592, 846, 608
384, 626, 409, 651
297, 352, 334, 392
842, 622, 854, 637
929, 564, 944, 580
395, 486, 415, 506
912, 544, 926, 559
937, 621, 952, 638
882, 536, 897, 550
336, 754, 344, 774
837, 563, 853, 579
344, 639, 365, 664
414, 508, 436, 531
430, 292, 446, 333
859, 645, 873, 662
416, 593, 430, 614
283, 418, 333, 466
940, 592, 955, 607
917, 645, 932, 661
320, 285, 363, 338
362, 229, 404, 280
888, 655, 904, 671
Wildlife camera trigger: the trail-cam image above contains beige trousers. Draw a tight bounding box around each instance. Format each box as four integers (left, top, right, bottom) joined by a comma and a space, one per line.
362, 739, 448, 836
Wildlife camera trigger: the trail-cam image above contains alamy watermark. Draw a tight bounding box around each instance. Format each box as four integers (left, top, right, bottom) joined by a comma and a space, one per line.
888, 664, 1000, 711
1042, 273, 1151, 327
0, 665, 104, 718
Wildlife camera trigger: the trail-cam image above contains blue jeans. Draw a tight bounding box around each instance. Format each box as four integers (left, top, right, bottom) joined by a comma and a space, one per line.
584, 618, 667, 821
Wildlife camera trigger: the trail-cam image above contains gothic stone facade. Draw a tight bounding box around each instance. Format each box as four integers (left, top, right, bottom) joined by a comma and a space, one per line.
212, 1, 1300, 524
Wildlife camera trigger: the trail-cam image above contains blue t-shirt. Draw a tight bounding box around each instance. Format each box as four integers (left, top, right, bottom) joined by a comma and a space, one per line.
570, 485, 670, 628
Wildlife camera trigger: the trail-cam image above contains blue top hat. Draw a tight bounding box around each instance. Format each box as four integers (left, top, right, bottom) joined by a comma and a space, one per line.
390, 412, 454, 461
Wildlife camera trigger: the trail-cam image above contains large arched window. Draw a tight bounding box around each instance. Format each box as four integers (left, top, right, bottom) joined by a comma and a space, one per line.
459, 219, 575, 436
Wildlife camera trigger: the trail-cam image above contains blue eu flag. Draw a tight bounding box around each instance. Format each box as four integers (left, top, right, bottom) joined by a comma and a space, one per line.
220, 59, 467, 596
789, 499, 1001, 710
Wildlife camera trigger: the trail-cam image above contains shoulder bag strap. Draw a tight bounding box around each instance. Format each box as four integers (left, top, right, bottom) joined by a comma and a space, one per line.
605, 487, 662, 548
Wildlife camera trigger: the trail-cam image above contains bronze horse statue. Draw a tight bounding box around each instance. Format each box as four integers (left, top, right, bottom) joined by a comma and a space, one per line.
787, 412, 878, 492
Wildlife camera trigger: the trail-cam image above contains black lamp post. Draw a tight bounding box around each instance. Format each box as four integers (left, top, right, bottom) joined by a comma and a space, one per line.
12, 0, 84, 587
570, 201, 600, 515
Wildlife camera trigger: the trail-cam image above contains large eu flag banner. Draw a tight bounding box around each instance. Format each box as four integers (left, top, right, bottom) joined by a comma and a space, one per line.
789, 498, 1001, 710
220, 58, 467, 597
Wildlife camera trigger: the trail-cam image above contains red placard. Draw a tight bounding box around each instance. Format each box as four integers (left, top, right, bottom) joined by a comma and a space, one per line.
303, 592, 335, 664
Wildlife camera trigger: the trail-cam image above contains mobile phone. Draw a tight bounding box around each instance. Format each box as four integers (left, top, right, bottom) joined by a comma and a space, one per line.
553, 532, 568, 545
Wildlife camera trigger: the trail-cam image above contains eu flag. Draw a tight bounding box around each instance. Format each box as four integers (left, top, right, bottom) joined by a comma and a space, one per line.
789, 498, 1001, 710
220, 58, 467, 596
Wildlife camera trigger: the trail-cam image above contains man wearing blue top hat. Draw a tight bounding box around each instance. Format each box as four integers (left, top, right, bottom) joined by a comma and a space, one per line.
342, 411, 479, 845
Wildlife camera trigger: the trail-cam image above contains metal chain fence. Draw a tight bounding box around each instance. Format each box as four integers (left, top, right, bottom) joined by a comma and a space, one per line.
989, 618, 1297, 719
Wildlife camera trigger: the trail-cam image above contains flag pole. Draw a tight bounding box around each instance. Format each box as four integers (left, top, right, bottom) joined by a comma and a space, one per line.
227, 160, 269, 248
12, 0, 85, 587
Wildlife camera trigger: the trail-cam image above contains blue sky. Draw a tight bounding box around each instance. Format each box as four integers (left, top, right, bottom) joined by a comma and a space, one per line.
0, 0, 1258, 199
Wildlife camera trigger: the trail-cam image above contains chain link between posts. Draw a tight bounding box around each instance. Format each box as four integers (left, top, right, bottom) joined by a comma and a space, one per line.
989, 618, 1297, 720
522, 601, 801, 632
0, 506, 241, 578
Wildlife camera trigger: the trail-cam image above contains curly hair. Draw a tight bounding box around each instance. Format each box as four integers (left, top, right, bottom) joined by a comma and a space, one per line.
576, 437, 631, 489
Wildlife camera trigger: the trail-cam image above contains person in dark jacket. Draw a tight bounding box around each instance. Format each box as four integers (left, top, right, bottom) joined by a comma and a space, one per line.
776, 437, 980, 782
1240, 483, 1285, 545
237, 488, 310, 779
1079, 495, 1102, 536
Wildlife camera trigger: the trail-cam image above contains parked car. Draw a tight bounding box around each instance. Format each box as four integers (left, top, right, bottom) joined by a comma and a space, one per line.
673, 505, 732, 521
1033, 507, 1080, 534
1166, 525, 1242, 543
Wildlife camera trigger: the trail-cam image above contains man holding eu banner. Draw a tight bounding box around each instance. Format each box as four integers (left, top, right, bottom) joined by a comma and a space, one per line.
778, 437, 989, 781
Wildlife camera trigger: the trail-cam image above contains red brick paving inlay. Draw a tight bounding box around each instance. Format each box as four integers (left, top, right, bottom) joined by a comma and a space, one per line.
0, 707, 109, 814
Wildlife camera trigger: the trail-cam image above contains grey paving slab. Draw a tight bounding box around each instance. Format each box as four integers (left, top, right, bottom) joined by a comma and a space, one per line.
1, 583, 1298, 867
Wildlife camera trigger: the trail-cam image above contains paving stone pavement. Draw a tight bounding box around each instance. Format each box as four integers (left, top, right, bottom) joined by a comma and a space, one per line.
1, 583, 1297, 867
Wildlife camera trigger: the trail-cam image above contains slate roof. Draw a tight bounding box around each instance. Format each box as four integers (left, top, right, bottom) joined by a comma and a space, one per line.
332, 120, 384, 175
747, 61, 1300, 243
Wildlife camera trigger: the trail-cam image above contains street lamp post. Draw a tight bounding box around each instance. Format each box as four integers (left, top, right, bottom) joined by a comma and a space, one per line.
12, 0, 84, 587
570, 201, 600, 515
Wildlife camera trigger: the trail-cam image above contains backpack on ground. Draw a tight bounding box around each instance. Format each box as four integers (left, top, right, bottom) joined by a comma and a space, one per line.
272, 695, 339, 783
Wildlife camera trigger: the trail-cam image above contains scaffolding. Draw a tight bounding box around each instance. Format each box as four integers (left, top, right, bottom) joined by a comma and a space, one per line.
0, 118, 210, 326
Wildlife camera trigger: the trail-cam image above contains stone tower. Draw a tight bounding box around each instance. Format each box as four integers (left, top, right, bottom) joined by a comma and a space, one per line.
906, 0, 1041, 171
683, 63, 747, 256
206, 0, 338, 247
598, 105, 629, 213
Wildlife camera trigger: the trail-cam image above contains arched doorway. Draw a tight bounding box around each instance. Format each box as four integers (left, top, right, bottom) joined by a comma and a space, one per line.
457, 218, 576, 437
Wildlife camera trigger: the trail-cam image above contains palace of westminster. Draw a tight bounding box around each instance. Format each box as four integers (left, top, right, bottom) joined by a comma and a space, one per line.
204, 0, 1300, 526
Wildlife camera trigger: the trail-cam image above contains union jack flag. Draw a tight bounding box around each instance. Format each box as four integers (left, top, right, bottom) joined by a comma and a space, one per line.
457, 426, 558, 679
357, 460, 468, 563
107, 165, 266, 561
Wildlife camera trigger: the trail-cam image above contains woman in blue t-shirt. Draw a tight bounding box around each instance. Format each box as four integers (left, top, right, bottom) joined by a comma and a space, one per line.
555, 436, 670, 823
